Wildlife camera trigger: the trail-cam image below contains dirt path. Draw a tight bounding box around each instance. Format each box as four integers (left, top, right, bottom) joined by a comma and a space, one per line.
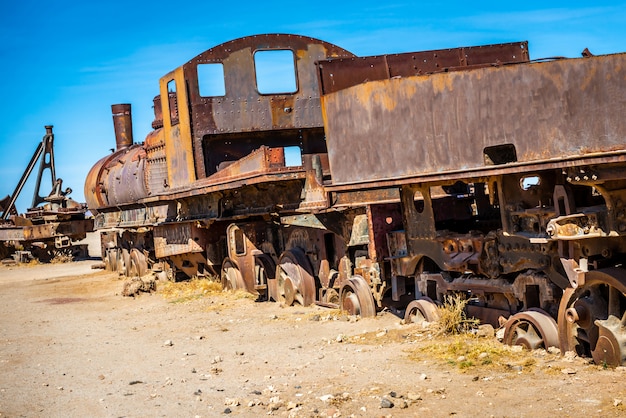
1, 262, 626, 417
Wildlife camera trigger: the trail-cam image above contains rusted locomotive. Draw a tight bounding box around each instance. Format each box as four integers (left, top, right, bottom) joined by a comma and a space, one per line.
84, 34, 626, 366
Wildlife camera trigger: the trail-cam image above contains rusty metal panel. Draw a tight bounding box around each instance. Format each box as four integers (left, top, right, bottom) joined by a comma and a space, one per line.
201, 146, 286, 184
0, 219, 93, 242
161, 66, 196, 189
154, 222, 205, 258
179, 34, 355, 178
322, 53, 626, 186
317, 41, 528, 95
145, 129, 168, 195
93, 203, 172, 229
185, 34, 354, 133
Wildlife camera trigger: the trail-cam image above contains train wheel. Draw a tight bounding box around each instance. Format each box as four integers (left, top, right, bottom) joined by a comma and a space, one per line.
254, 254, 275, 301
129, 248, 149, 277
558, 267, 626, 366
119, 248, 131, 276
340, 276, 376, 317
105, 248, 119, 272
221, 258, 245, 291
276, 248, 315, 306
404, 297, 440, 324
503, 308, 559, 350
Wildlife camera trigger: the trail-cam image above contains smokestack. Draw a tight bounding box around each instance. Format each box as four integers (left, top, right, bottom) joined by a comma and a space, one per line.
111, 104, 134, 151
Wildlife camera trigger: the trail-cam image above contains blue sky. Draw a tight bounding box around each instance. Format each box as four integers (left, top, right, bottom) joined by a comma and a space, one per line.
1, 1, 625, 213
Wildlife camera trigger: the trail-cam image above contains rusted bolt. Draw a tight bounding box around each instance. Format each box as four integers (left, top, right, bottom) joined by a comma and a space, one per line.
565, 307, 580, 323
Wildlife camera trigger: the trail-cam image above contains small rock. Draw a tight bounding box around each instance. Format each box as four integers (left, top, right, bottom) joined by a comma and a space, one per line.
319, 394, 334, 402
419, 373, 428, 380
286, 401, 300, 410
478, 352, 489, 360
495, 327, 506, 341
223, 407, 231, 414
614, 399, 623, 407
224, 397, 240, 407
380, 398, 394, 408
324, 407, 341, 417
547, 346, 561, 355
212, 355, 223, 364
475, 324, 495, 338
561, 368, 577, 375
310, 314, 321, 321
407, 392, 422, 401
336, 334, 344, 343
457, 356, 467, 362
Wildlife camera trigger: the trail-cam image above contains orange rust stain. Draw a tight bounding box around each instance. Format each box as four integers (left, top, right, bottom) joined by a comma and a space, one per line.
353, 81, 400, 111
429, 73, 456, 94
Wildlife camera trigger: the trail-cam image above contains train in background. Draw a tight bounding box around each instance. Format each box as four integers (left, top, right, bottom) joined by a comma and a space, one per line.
84, 34, 626, 366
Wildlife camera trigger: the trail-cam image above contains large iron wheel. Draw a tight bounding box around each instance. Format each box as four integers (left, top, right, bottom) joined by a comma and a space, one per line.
503, 308, 559, 350
404, 297, 440, 324
254, 254, 275, 301
558, 267, 626, 366
221, 258, 245, 291
116, 248, 131, 276
340, 276, 376, 317
105, 248, 121, 272
129, 248, 149, 277
275, 248, 316, 306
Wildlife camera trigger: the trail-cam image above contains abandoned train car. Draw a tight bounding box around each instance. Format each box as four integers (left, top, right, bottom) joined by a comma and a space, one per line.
84, 33, 626, 366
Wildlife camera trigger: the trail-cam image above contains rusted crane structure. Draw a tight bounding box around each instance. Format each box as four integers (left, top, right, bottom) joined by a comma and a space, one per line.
84, 34, 626, 366
1, 126, 93, 261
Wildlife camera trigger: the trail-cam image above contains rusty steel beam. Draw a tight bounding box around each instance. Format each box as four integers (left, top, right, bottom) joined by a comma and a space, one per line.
317, 41, 529, 95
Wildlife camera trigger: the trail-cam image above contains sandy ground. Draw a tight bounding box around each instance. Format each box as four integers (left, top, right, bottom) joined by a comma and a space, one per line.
1, 257, 626, 418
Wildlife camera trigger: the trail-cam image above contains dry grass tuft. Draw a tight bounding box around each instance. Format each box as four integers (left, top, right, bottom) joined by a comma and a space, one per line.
433, 293, 480, 336
409, 334, 534, 371
159, 277, 224, 303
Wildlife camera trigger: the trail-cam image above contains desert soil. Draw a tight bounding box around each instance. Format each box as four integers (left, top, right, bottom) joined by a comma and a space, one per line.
1, 255, 626, 417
